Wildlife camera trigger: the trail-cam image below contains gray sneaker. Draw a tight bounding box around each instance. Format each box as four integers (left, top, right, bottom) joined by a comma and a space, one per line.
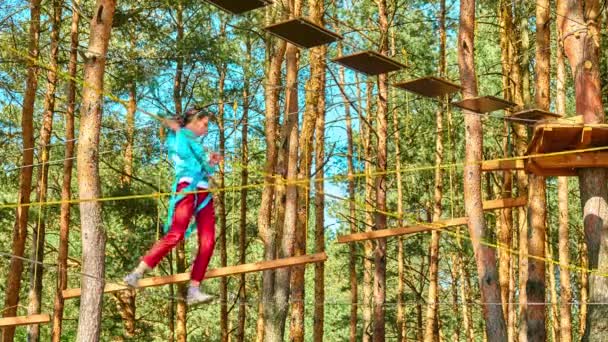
123, 272, 142, 288
187, 287, 214, 305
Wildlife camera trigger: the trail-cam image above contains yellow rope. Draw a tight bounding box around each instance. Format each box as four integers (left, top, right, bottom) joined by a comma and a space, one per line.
3, 144, 608, 211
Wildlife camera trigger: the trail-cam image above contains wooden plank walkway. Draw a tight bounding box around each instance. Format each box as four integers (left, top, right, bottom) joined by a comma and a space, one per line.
63, 252, 327, 299
337, 196, 527, 243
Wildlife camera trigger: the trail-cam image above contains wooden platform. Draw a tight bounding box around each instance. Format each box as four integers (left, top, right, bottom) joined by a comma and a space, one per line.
332, 51, 406, 75
337, 196, 527, 243
452, 96, 516, 113
505, 109, 562, 125
63, 253, 327, 299
393, 76, 461, 98
526, 123, 608, 176
481, 159, 525, 171
0, 314, 50, 328
204, 0, 272, 14
264, 17, 342, 49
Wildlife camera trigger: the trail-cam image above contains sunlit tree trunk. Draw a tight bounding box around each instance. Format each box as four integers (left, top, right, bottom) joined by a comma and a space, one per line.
75, 1, 116, 341
2, 1, 41, 340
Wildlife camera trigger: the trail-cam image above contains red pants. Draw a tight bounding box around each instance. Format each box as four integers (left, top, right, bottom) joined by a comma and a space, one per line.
142, 182, 216, 282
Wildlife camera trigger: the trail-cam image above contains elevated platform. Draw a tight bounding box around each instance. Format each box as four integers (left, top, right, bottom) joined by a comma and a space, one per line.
332, 51, 406, 75
452, 96, 516, 113
505, 109, 562, 125
526, 123, 608, 176
63, 253, 327, 299
264, 17, 342, 49
204, 0, 272, 14
337, 196, 527, 243
393, 76, 461, 98
0, 314, 50, 328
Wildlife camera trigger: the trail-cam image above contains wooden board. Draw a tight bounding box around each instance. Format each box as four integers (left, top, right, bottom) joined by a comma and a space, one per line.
337, 217, 468, 243
451, 96, 516, 113
336, 196, 527, 243
525, 124, 608, 176
332, 51, 406, 75
505, 109, 562, 125
0, 314, 50, 328
393, 76, 461, 98
264, 17, 342, 49
204, 0, 272, 14
481, 159, 525, 171
63, 253, 327, 299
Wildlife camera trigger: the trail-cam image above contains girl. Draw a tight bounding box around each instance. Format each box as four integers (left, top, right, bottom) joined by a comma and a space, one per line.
124, 107, 221, 305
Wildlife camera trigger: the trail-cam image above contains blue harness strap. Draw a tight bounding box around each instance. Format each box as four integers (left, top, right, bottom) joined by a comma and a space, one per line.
163, 176, 213, 238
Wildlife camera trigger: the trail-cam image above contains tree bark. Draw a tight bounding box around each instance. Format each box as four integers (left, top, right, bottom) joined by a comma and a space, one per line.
545, 229, 559, 342
216, 63, 229, 342
556, 23, 572, 340
2, 1, 41, 340
237, 38, 252, 342
373, 1, 389, 340
424, 0, 446, 338
172, 2, 187, 340
458, 0, 507, 338
51, 1, 79, 340
341, 42, 359, 342
362, 79, 375, 342
579, 240, 589, 338
258, 3, 287, 340
27, 1, 63, 341
557, 0, 608, 339
526, 0, 550, 338
75, 1, 116, 341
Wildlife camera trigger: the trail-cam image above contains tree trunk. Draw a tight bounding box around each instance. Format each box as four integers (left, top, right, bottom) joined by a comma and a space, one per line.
2, 1, 41, 340
545, 229, 559, 342
424, 0, 446, 338
270, 2, 300, 339
362, 79, 375, 342
498, 0, 514, 334
341, 42, 359, 342
311, 88, 326, 342
51, 1, 79, 340
75, 1, 116, 341
458, 0, 507, 338
237, 38, 252, 342
172, 2, 187, 339
557, 0, 608, 339
526, 0, 550, 338
556, 23, 572, 340
27, 1, 63, 341
258, 4, 287, 340
373, 1, 389, 340
216, 63, 229, 342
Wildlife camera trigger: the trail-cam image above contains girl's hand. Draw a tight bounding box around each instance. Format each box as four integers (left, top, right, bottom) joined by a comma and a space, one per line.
209, 152, 223, 166
162, 118, 181, 132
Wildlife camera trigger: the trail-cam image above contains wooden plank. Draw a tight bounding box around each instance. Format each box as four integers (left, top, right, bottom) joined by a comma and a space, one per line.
337, 217, 468, 243
63, 253, 327, 299
337, 196, 527, 243
533, 151, 608, 170
482, 196, 527, 210
0, 314, 50, 328
481, 159, 525, 171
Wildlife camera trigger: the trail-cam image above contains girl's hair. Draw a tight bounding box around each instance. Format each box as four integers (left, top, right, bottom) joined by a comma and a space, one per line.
179, 107, 213, 127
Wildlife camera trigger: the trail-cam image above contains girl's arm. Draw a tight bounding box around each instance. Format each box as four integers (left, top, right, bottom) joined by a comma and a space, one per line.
161, 117, 181, 132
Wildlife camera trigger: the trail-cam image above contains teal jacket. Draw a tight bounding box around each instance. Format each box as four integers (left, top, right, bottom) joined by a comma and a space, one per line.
164, 128, 215, 236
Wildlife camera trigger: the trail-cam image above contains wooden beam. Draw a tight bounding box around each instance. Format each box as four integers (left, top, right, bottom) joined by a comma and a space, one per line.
0, 314, 50, 328
532, 151, 608, 171
337, 196, 527, 243
337, 217, 469, 243
63, 253, 327, 299
482, 196, 527, 210
481, 159, 525, 171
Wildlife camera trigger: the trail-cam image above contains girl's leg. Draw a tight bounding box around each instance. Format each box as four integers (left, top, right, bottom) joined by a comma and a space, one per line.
141, 183, 195, 269
190, 197, 216, 283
